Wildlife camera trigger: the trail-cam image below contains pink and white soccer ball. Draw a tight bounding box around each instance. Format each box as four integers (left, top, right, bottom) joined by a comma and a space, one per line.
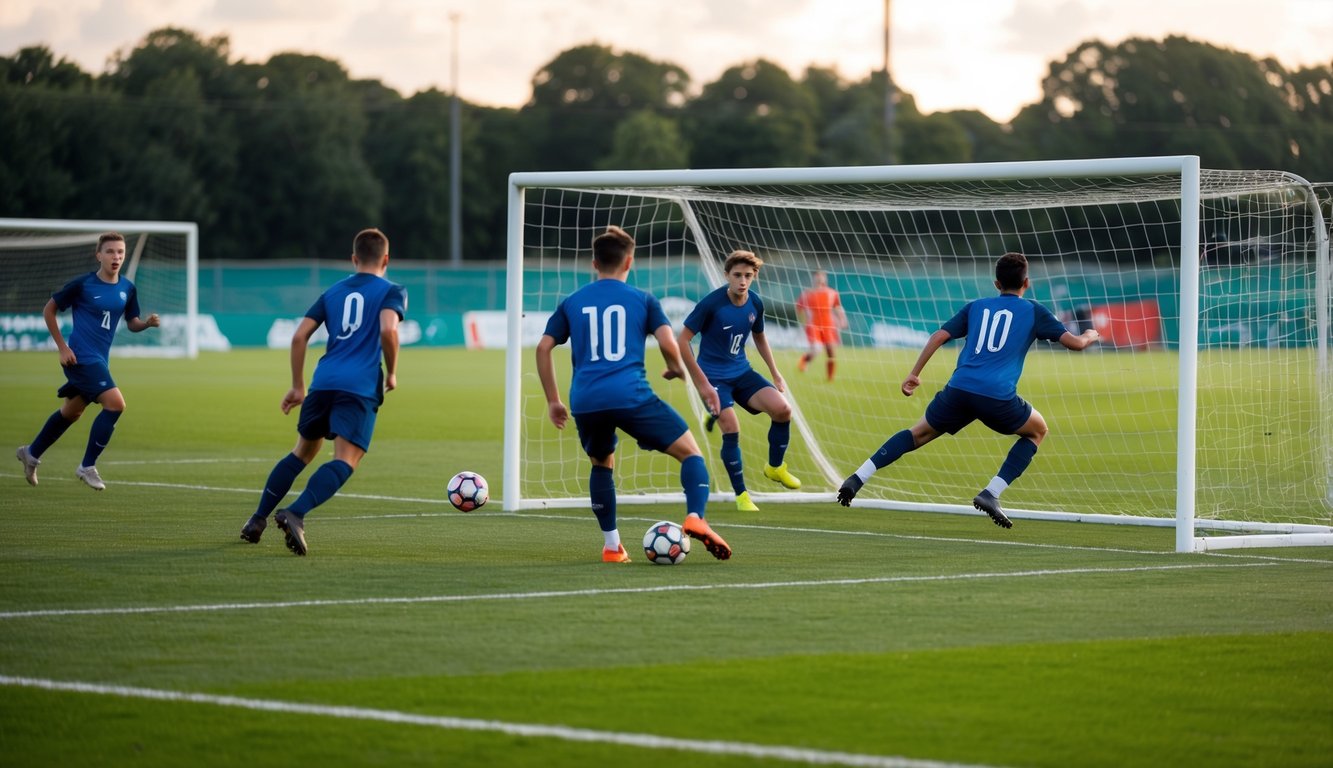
643, 520, 690, 565
447, 471, 488, 512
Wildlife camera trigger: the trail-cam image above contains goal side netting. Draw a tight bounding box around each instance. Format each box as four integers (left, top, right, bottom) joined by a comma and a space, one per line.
505, 158, 1332, 552
0, 218, 199, 358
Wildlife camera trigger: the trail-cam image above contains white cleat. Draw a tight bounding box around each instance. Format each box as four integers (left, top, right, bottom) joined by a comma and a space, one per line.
76, 465, 106, 491
16, 445, 40, 486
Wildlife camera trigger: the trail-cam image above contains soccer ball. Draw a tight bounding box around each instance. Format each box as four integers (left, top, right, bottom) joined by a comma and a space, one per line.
642, 520, 690, 565
447, 471, 488, 512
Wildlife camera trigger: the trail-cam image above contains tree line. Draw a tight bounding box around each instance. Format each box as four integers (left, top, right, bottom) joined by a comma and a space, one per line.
1, 27, 1330, 261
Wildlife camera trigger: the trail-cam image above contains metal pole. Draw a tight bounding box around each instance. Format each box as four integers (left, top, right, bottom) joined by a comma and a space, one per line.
883, 0, 896, 164
449, 13, 462, 266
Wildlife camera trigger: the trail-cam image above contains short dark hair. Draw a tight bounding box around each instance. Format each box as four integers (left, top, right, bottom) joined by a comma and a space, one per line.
995, 252, 1028, 291
723, 249, 763, 273
96, 233, 124, 253
592, 225, 635, 271
353, 228, 389, 262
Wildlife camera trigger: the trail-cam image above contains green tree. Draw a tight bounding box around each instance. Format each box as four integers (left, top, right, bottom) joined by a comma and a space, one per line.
0, 47, 90, 214
685, 59, 817, 168
523, 44, 689, 171
597, 109, 689, 170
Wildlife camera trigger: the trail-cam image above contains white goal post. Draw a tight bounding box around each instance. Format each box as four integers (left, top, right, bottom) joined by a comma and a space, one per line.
0, 218, 199, 358
505, 157, 1332, 552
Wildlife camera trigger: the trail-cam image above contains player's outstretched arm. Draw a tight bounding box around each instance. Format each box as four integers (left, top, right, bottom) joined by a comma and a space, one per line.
534, 334, 568, 429
126, 313, 160, 332
282, 317, 319, 414
1059, 328, 1101, 350
902, 329, 952, 396
43, 299, 76, 367
379, 307, 401, 393
673, 327, 720, 415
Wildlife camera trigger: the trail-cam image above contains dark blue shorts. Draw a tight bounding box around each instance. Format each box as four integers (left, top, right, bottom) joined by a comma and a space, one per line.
574, 398, 689, 460
57, 362, 116, 403
297, 390, 380, 452
924, 385, 1032, 435
711, 368, 773, 415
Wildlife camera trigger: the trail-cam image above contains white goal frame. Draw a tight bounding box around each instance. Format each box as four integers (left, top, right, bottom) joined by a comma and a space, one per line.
505, 157, 1332, 552
0, 217, 199, 358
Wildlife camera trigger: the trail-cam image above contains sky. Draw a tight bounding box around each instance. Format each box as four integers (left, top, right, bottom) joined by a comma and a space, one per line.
2, 0, 1332, 122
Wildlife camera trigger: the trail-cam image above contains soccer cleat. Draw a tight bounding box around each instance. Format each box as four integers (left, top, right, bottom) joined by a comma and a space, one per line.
763, 462, 801, 489
682, 515, 731, 560
601, 544, 632, 563
836, 474, 864, 507
274, 509, 308, 556
240, 515, 267, 544
704, 413, 717, 433
797, 355, 809, 373
973, 490, 1013, 529
735, 491, 760, 512
16, 445, 40, 486
75, 465, 105, 491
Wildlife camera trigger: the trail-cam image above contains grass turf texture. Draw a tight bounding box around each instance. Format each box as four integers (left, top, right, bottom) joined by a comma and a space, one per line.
1, 348, 1330, 767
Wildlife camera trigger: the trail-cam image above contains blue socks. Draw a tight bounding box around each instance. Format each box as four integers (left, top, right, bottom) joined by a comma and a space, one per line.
767, 420, 790, 467
681, 455, 709, 515
720, 433, 746, 495
254, 453, 307, 519
872, 429, 916, 469
30, 410, 74, 458
80, 409, 121, 467
998, 438, 1039, 484
288, 459, 353, 517
590, 465, 617, 532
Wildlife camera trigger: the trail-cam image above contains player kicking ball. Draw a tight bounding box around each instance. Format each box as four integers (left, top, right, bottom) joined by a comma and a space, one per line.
837, 252, 1099, 527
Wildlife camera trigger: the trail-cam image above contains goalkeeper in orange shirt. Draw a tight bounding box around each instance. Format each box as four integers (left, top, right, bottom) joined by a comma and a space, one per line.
796, 270, 848, 381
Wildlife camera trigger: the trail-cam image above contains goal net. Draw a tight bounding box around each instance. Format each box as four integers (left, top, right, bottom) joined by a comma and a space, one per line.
0, 219, 199, 358
505, 158, 1332, 552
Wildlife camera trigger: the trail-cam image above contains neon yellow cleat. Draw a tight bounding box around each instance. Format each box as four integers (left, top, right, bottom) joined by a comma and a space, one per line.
735, 490, 760, 512
763, 462, 802, 490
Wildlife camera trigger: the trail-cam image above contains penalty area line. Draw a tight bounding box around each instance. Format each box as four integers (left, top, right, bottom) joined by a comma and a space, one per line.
0, 675, 999, 768
0, 562, 1273, 620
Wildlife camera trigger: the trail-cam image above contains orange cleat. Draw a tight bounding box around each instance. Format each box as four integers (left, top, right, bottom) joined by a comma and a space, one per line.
601, 544, 632, 563
682, 515, 731, 560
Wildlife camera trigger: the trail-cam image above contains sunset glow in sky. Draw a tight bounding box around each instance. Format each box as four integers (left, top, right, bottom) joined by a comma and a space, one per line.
3, 0, 1331, 121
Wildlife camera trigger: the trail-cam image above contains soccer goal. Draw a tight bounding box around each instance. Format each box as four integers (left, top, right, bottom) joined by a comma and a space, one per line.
504, 157, 1332, 552
0, 218, 199, 358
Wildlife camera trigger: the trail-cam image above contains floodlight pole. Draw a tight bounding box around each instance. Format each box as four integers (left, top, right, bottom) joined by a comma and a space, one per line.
883, 0, 896, 164
449, 12, 462, 266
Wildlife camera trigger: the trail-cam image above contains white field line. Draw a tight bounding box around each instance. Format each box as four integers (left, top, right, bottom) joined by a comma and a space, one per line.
3, 470, 1329, 564
0, 676, 999, 768
0, 562, 1273, 621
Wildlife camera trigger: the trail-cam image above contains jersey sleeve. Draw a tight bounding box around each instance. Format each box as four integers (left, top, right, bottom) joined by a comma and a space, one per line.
305, 295, 328, 326
752, 294, 766, 334
124, 284, 142, 320
1031, 300, 1069, 341
683, 293, 712, 333
383, 283, 408, 319
940, 302, 972, 339
50, 275, 84, 311
645, 293, 670, 333
543, 299, 570, 343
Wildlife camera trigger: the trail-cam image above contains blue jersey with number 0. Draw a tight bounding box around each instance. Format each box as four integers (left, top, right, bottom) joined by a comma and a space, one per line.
683, 286, 765, 381
940, 294, 1068, 399
543, 278, 669, 414
51, 272, 142, 366
306, 272, 408, 399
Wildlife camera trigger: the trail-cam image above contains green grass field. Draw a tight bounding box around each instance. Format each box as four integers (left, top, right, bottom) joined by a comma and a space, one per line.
1, 349, 1330, 767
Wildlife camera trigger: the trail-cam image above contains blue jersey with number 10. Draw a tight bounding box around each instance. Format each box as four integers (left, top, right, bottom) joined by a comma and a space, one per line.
306, 272, 408, 400
543, 278, 669, 414
941, 293, 1068, 400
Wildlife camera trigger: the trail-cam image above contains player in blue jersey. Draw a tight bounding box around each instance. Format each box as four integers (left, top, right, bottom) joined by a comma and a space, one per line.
836, 252, 1100, 528
679, 250, 800, 512
536, 225, 731, 563
239, 228, 406, 556
16, 233, 160, 491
